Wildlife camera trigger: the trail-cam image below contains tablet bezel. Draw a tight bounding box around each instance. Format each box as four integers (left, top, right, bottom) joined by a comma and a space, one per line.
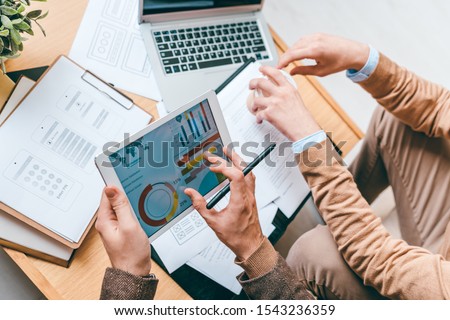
95, 90, 232, 242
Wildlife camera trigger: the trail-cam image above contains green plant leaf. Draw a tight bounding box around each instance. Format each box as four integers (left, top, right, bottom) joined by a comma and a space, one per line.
23, 27, 33, 35
0, 28, 8, 36
10, 27, 21, 45
26, 9, 41, 19
16, 20, 30, 30
17, 4, 25, 13
0, 5, 18, 15
0, 37, 4, 53
1, 15, 13, 29
36, 10, 48, 20
10, 36, 18, 52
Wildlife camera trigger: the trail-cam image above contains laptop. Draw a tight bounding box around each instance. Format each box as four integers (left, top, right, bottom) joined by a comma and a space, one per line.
139, 0, 278, 111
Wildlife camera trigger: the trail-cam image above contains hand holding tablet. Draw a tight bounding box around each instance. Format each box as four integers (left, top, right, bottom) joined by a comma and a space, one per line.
95, 91, 232, 242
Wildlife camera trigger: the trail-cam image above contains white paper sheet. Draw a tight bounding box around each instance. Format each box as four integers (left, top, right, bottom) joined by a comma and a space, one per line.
259, 202, 278, 236
152, 195, 230, 273
187, 240, 243, 295
0, 57, 152, 243
217, 62, 310, 218
69, 0, 161, 101
187, 203, 278, 294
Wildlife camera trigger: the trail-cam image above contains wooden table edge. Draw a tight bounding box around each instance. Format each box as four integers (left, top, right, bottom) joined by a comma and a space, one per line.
4, 248, 64, 300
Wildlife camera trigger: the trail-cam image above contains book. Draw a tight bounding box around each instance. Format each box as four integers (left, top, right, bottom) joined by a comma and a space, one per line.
0, 209, 75, 268
0, 76, 75, 267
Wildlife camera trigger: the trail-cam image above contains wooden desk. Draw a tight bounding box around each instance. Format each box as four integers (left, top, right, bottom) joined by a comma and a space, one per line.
3, 0, 363, 300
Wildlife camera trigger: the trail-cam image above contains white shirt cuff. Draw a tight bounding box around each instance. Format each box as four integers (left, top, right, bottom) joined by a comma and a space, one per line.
292, 130, 327, 154
346, 45, 379, 83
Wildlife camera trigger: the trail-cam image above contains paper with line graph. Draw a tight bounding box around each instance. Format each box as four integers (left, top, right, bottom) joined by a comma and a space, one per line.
70, 0, 161, 101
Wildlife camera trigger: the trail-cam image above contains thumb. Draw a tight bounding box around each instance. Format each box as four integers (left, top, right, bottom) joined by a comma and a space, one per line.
184, 188, 215, 221
105, 186, 137, 226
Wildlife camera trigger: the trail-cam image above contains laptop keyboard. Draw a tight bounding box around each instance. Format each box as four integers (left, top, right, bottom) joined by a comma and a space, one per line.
153, 20, 270, 75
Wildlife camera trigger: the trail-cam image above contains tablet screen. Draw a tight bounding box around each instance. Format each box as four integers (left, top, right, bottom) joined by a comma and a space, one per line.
109, 99, 226, 238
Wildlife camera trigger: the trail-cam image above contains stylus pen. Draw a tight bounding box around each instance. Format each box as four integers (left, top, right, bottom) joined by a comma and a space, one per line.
206, 143, 277, 210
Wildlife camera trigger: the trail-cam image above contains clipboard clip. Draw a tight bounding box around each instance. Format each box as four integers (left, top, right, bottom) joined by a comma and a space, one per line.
81, 71, 134, 110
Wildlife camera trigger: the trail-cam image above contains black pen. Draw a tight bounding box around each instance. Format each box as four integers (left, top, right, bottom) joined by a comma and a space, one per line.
206, 143, 277, 210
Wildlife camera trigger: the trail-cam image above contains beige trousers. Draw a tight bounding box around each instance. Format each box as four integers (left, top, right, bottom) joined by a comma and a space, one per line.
286, 106, 450, 299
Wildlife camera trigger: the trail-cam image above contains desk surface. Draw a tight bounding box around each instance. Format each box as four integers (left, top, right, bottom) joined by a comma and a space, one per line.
3, 0, 363, 300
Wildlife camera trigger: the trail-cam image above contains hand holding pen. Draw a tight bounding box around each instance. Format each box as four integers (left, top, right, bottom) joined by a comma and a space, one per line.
184, 145, 276, 261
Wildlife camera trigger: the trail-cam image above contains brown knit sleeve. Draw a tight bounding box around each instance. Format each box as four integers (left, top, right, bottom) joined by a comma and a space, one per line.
236, 238, 315, 300
100, 268, 158, 300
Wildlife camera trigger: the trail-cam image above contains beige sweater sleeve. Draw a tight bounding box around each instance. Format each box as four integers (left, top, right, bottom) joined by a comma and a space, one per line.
238, 53, 450, 299
359, 53, 450, 139
299, 140, 450, 299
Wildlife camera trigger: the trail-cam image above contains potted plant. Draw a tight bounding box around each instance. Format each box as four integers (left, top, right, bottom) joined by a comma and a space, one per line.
0, 0, 48, 73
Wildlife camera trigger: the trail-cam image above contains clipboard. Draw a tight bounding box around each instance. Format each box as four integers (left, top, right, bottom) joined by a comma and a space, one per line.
0, 55, 151, 249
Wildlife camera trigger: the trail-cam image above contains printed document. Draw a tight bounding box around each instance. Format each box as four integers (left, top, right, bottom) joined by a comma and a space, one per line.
70, 0, 161, 101
0, 56, 151, 243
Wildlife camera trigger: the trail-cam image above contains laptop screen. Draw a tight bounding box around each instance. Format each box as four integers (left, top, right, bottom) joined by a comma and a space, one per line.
143, 1, 262, 16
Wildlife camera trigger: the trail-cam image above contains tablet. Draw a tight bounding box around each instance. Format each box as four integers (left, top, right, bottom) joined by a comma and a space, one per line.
95, 90, 232, 241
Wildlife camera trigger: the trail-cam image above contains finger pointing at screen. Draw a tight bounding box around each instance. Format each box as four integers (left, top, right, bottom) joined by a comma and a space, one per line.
184, 148, 263, 261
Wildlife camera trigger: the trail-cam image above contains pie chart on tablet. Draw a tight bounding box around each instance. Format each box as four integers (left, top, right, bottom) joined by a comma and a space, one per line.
138, 182, 179, 226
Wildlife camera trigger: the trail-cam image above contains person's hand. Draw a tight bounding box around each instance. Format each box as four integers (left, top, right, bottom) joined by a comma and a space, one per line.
96, 186, 151, 277
184, 148, 263, 261
278, 33, 370, 77
248, 66, 321, 142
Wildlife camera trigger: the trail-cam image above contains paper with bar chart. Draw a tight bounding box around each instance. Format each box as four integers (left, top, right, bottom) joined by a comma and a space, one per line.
110, 99, 227, 238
